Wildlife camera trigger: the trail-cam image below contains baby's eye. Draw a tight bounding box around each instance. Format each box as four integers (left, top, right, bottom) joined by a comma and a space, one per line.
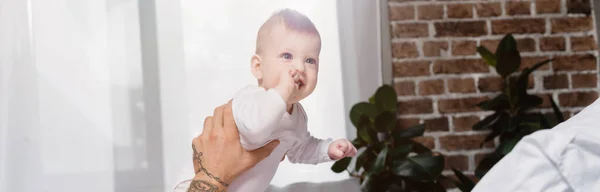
281, 53, 293, 60
306, 58, 316, 64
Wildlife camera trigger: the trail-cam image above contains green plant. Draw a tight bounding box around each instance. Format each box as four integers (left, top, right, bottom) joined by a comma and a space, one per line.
451, 34, 565, 191
331, 85, 446, 192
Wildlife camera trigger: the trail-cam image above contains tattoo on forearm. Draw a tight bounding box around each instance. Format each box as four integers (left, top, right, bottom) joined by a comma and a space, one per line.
192, 144, 230, 187
187, 179, 222, 192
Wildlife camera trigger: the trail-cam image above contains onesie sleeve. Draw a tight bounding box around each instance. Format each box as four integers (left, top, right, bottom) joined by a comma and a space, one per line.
286, 131, 334, 164
231, 86, 287, 150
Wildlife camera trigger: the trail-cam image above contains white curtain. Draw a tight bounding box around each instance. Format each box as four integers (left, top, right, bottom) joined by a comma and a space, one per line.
0, 0, 164, 191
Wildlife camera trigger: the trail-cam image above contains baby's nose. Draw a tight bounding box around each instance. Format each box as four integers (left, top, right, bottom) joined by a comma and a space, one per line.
293, 61, 305, 72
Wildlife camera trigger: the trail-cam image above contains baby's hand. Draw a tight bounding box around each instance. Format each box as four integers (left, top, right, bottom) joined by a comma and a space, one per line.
274, 68, 300, 102
328, 139, 358, 160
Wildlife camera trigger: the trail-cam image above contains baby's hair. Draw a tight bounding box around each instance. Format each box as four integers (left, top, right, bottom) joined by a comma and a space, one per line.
255, 9, 320, 54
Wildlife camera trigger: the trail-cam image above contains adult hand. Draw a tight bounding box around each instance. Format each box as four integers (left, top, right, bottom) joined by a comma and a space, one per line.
189, 101, 280, 191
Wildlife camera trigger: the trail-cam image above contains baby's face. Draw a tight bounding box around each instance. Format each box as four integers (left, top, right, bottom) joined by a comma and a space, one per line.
258, 24, 321, 103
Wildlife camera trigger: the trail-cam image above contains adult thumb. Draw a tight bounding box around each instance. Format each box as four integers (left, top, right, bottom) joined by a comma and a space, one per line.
251, 140, 280, 163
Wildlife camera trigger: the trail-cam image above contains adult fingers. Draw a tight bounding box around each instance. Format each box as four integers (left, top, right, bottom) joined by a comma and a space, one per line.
222, 101, 237, 135
203, 116, 213, 133
212, 104, 225, 130
248, 140, 280, 164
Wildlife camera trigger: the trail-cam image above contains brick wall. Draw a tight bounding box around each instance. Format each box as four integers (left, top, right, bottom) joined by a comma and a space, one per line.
387, 0, 599, 185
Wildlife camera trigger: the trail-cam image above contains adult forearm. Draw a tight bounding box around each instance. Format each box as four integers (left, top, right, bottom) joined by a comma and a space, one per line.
190, 143, 230, 192
187, 174, 228, 192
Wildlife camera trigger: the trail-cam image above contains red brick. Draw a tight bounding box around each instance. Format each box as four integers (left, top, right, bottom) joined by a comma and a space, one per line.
572, 74, 598, 88
418, 4, 444, 20
480, 39, 501, 53
540, 37, 566, 51
438, 97, 488, 113
439, 134, 495, 151
435, 21, 487, 37
451, 40, 477, 56
559, 92, 599, 107
492, 19, 546, 34
393, 61, 431, 77
521, 56, 552, 71
507, 1, 531, 15
447, 4, 473, 18
453, 116, 480, 132
536, 93, 553, 108
396, 118, 420, 130
413, 136, 435, 149
423, 41, 449, 57
571, 36, 597, 51
392, 42, 419, 58
543, 74, 569, 89
419, 79, 445, 95
444, 155, 469, 171
478, 76, 503, 92
517, 38, 537, 52
448, 78, 476, 93
537, 0, 561, 14
475, 2, 502, 17
392, 23, 429, 38
395, 81, 416, 96
424, 117, 450, 132
398, 99, 434, 114
433, 59, 490, 74
389, 5, 415, 21
553, 54, 597, 71
567, 0, 592, 15
551, 17, 593, 33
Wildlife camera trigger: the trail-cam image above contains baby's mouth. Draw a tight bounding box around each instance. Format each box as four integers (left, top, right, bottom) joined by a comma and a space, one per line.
296, 78, 305, 89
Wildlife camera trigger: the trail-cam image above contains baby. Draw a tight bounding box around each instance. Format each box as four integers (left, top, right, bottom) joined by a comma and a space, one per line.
227, 9, 357, 191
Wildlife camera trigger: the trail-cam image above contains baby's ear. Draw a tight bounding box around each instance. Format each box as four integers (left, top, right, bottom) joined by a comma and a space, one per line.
251, 54, 263, 80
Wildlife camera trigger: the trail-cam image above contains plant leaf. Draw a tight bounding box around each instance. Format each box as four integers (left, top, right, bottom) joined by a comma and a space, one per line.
477, 46, 497, 67
331, 157, 352, 173
496, 137, 520, 155
374, 84, 398, 112
495, 34, 521, 77
360, 174, 374, 192
482, 129, 501, 146
477, 94, 510, 111
374, 111, 396, 132
517, 59, 553, 95
549, 95, 565, 123
473, 112, 500, 130
452, 168, 475, 192
392, 153, 445, 181
350, 102, 378, 128
362, 148, 376, 172
372, 146, 389, 174
519, 95, 543, 112
393, 124, 425, 141
475, 153, 504, 178
358, 121, 373, 144
352, 138, 365, 149
355, 151, 367, 172
390, 143, 413, 159
411, 140, 433, 154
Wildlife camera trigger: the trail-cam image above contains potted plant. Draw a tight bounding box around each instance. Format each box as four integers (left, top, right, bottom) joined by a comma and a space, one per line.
450, 34, 565, 191
331, 85, 446, 192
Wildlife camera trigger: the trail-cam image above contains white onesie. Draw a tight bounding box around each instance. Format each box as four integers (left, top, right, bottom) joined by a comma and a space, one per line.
226, 85, 333, 192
